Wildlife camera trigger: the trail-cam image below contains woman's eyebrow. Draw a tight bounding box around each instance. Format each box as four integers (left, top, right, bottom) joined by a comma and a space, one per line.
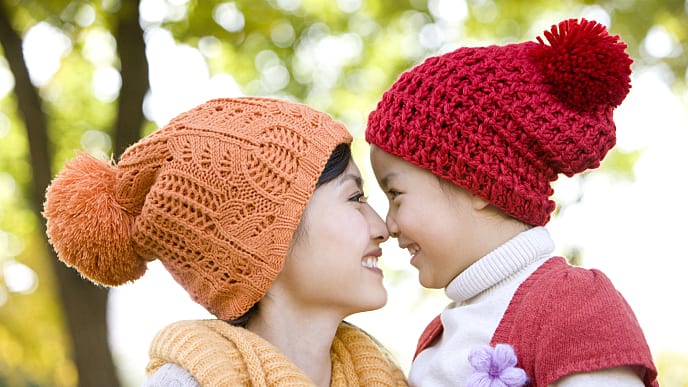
337, 174, 363, 190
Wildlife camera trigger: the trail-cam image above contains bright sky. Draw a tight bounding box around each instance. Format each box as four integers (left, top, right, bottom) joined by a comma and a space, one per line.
3, 3, 687, 386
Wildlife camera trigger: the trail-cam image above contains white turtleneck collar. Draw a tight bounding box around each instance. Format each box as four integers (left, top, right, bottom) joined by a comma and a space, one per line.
445, 226, 555, 302
410, 227, 556, 386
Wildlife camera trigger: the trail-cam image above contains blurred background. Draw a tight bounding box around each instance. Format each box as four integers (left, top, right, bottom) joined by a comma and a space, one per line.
0, 0, 687, 386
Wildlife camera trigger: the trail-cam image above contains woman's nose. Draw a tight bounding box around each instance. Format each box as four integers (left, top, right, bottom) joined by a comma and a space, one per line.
367, 206, 389, 242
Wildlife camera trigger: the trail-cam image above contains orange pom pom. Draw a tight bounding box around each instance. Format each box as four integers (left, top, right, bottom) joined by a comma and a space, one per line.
43, 152, 147, 286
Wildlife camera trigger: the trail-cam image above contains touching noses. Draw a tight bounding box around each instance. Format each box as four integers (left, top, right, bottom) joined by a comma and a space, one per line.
385, 211, 399, 238
366, 206, 389, 243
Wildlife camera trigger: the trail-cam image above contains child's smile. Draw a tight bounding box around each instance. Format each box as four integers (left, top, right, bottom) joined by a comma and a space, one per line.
370, 145, 489, 289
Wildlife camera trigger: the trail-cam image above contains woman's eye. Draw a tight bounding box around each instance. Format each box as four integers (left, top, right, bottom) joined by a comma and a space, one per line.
350, 192, 368, 204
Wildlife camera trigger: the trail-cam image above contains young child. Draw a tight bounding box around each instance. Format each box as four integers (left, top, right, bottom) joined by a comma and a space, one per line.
366, 19, 658, 386
43, 97, 407, 386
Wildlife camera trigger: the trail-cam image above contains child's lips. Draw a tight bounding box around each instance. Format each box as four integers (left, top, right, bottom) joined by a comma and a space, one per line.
406, 244, 420, 265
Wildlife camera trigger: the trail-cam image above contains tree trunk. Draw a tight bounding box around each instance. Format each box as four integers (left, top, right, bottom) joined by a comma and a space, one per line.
114, 0, 149, 157
0, 3, 138, 387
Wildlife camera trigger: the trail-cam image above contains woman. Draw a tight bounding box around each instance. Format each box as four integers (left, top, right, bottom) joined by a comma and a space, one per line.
43, 97, 407, 386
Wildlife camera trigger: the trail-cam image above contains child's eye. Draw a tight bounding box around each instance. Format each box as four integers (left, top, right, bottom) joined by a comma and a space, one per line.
387, 189, 401, 200
349, 192, 368, 204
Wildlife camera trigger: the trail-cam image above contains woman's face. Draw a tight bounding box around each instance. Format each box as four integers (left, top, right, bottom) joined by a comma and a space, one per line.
274, 160, 390, 319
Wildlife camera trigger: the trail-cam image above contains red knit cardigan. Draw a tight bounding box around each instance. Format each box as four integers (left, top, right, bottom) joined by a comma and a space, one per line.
414, 257, 659, 386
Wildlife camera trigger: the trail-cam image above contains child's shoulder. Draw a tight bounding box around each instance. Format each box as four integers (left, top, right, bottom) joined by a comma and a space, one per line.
503, 256, 642, 340
525, 256, 618, 295
494, 257, 657, 386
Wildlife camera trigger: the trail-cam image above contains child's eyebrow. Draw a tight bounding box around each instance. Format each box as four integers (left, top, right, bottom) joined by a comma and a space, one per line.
337, 174, 363, 190
379, 173, 397, 189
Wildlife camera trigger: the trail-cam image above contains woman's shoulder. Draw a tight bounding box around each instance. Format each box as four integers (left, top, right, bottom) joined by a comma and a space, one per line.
146, 319, 259, 386
336, 321, 387, 348
148, 319, 244, 356
143, 363, 200, 387
336, 321, 408, 386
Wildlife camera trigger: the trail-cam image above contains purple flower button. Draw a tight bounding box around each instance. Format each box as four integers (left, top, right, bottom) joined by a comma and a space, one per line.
466, 343, 528, 387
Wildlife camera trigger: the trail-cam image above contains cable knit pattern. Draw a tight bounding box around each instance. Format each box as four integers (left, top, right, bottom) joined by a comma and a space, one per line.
366, 19, 633, 226
43, 97, 352, 320
146, 320, 407, 386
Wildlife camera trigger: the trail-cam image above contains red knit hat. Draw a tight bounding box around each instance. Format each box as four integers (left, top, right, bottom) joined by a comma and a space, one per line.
366, 19, 632, 226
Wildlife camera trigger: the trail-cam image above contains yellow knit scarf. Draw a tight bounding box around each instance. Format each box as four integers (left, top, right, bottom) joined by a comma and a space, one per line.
147, 320, 407, 386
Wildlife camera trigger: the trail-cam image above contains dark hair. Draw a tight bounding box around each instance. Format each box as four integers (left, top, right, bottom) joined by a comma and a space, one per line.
226, 302, 258, 327
316, 143, 351, 187
225, 143, 351, 327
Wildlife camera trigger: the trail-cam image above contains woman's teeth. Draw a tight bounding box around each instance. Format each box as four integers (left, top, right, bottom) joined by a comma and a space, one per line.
362, 257, 379, 269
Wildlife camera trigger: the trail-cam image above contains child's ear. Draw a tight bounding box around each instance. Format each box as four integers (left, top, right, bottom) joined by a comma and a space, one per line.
470, 194, 491, 211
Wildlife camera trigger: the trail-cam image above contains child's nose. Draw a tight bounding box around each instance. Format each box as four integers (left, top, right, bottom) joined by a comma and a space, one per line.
386, 213, 400, 238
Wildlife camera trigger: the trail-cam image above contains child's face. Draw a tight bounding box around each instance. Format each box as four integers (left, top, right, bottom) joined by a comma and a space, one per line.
370, 146, 487, 289
276, 160, 390, 318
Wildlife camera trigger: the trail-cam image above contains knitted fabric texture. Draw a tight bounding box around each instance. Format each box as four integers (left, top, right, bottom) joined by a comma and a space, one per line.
43, 97, 352, 320
147, 320, 408, 386
366, 19, 633, 226
415, 258, 658, 387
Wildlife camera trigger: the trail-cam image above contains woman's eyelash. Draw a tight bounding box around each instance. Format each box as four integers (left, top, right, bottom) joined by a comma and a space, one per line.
350, 192, 368, 203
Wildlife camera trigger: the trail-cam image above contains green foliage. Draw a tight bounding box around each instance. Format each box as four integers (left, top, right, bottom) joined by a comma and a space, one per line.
599, 148, 644, 181
0, 234, 75, 387
0, 98, 72, 385
45, 48, 117, 167
1, 0, 687, 385
158, 0, 437, 126
0, 99, 31, 195
612, 0, 688, 91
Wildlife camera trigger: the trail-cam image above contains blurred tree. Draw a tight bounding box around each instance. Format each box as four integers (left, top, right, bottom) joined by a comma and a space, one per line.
0, 0, 147, 386
0, 0, 685, 385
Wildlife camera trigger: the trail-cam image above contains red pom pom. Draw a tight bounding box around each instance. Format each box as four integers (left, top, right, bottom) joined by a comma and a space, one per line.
532, 18, 633, 110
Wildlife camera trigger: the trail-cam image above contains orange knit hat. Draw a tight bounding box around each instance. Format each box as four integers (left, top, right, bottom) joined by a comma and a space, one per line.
43, 97, 352, 320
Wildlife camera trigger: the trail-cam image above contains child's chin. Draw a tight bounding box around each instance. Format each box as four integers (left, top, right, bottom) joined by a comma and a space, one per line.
419, 274, 444, 289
